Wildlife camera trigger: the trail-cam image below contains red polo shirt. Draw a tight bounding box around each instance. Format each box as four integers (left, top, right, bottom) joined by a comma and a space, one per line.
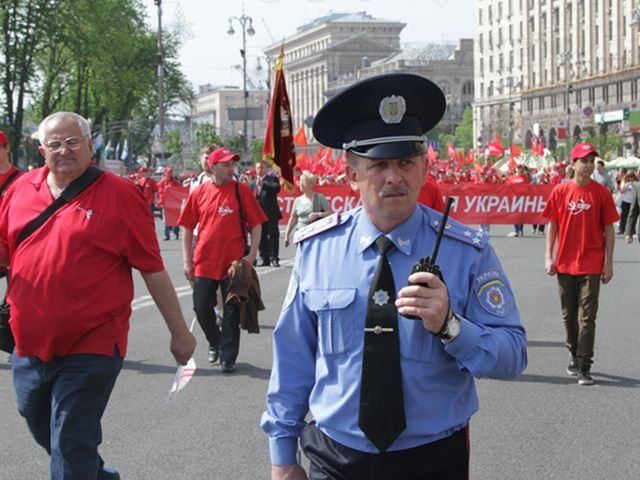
0, 167, 164, 361
178, 180, 266, 280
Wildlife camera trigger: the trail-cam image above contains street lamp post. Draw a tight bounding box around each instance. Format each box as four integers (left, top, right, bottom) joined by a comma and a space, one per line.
228, 11, 255, 156
558, 51, 574, 151
154, 0, 164, 168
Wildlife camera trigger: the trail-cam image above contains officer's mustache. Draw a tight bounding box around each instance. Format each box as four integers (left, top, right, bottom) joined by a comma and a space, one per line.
379, 185, 408, 198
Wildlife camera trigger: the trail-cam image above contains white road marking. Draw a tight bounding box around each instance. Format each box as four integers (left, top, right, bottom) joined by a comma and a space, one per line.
131, 258, 294, 311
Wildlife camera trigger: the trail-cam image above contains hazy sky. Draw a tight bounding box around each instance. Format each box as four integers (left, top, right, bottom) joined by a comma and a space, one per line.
141, 0, 474, 90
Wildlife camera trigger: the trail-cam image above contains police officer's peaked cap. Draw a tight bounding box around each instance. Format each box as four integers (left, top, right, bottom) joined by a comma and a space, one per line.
312, 73, 446, 159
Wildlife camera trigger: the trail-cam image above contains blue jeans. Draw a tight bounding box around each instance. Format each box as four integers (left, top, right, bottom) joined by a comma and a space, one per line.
12, 348, 123, 480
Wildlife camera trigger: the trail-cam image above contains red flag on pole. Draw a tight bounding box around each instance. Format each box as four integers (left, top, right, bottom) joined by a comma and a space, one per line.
427, 144, 439, 163
293, 126, 307, 147
447, 142, 456, 160
262, 48, 296, 190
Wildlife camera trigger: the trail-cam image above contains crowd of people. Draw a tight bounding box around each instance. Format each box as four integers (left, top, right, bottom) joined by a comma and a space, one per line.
0, 70, 633, 480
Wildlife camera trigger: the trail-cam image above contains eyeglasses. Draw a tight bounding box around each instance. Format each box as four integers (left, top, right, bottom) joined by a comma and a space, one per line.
43, 136, 88, 153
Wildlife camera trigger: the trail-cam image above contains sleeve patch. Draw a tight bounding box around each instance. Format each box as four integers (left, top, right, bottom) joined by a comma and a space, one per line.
474, 269, 512, 317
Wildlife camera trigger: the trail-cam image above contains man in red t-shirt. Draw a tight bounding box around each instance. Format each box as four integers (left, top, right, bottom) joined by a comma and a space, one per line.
179, 147, 266, 373
542, 142, 619, 386
0, 112, 196, 479
137, 166, 157, 213
157, 167, 181, 240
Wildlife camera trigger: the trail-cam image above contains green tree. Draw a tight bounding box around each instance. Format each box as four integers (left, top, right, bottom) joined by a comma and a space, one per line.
192, 122, 222, 151
164, 129, 183, 170
453, 107, 473, 151
223, 136, 243, 154
583, 132, 624, 161
0, 0, 61, 159
250, 138, 264, 164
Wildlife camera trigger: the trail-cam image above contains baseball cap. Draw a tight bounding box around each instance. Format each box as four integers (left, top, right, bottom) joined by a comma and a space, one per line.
0, 130, 8, 147
207, 147, 239, 168
570, 142, 599, 162
138, 167, 149, 173
164, 167, 173, 174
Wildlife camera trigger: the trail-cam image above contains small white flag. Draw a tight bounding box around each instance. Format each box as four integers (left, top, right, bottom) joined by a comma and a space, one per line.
168, 357, 197, 398
167, 317, 198, 401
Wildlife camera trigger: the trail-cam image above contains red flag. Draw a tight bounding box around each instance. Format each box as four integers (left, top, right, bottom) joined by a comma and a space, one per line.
538, 137, 545, 155
510, 144, 522, 159
293, 126, 307, 147
427, 144, 439, 163
447, 142, 456, 160
531, 136, 539, 156
262, 48, 296, 189
465, 149, 474, 165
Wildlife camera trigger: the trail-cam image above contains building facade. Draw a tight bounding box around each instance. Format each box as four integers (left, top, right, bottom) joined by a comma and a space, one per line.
475, 0, 640, 154
344, 40, 474, 136
263, 12, 405, 142
190, 84, 269, 144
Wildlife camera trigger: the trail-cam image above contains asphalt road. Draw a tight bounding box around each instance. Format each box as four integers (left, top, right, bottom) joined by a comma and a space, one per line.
1, 222, 639, 479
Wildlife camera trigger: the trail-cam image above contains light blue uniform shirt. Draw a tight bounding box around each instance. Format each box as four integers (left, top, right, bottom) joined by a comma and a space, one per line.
261, 204, 527, 465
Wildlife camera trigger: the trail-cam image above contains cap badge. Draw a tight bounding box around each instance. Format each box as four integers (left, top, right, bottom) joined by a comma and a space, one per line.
379, 95, 406, 124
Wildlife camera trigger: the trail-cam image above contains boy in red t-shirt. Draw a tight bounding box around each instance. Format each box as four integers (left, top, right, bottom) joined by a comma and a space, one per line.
542, 142, 619, 386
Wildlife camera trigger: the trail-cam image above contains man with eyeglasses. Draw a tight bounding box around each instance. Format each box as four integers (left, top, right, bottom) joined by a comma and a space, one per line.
0, 111, 196, 479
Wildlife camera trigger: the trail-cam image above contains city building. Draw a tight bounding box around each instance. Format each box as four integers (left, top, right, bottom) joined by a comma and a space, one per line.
190, 84, 269, 145
342, 40, 474, 136
474, 0, 640, 154
263, 12, 405, 142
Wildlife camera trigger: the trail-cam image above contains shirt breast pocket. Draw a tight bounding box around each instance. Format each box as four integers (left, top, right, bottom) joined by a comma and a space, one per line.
303, 288, 357, 356
399, 317, 436, 364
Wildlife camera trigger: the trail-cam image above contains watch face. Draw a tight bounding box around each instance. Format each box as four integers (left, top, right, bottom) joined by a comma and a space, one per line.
447, 316, 461, 338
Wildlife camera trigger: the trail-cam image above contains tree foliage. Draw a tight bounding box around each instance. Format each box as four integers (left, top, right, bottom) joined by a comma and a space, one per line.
453, 108, 474, 151
0, 0, 192, 164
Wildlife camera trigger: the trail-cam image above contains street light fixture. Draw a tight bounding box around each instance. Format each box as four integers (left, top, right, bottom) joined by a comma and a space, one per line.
228, 12, 255, 156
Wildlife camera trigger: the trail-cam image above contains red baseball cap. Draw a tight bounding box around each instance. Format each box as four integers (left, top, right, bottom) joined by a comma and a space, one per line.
570, 142, 599, 162
0, 130, 7, 147
138, 167, 149, 173
164, 167, 173, 174
207, 147, 239, 168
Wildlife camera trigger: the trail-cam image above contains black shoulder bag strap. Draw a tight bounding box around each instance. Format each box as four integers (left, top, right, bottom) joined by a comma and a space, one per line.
233, 180, 249, 255
0, 169, 21, 196
16, 166, 104, 246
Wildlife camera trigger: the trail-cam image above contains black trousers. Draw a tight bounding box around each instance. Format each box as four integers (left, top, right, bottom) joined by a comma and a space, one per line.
192, 277, 240, 364
619, 201, 631, 234
300, 424, 469, 480
259, 217, 280, 263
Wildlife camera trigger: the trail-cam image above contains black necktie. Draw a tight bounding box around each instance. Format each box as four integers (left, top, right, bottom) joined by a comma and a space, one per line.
358, 235, 406, 453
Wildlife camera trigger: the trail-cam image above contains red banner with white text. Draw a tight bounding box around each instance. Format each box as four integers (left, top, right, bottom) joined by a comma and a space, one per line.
162, 183, 555, 227
277, 183, 554, 225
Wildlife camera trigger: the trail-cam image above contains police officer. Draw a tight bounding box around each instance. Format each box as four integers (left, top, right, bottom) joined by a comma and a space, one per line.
261, 73, 527, 480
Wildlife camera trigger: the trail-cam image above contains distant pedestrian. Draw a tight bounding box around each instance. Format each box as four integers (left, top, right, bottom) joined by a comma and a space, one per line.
136, 166, 157, 214
157, 167, 181, 240
592, 159, 614, 191
543, 142, 619, 386
283, 171, 332, 247
255, 160, 283, 267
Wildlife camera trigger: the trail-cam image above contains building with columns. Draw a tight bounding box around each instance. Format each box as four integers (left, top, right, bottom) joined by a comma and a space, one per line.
338, 40, 475, 136
263, 12, 405, 142
475, 0, 640, 154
